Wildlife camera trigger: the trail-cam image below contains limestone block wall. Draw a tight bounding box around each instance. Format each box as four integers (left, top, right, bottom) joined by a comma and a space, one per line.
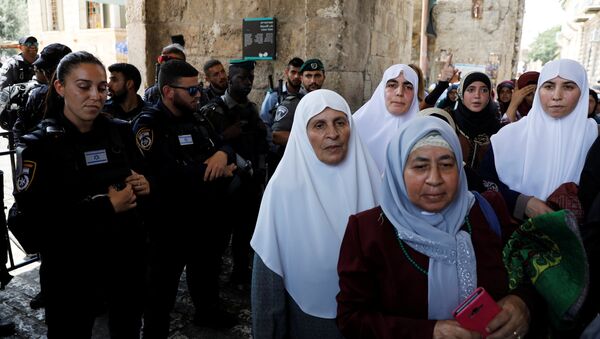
430, 0, 524, 86
127, 0, 413, 110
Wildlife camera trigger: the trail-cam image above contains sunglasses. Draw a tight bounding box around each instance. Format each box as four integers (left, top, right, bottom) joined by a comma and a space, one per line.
23, 42, 38, 48
170, 84, 202, 96
157, 55, 183, 64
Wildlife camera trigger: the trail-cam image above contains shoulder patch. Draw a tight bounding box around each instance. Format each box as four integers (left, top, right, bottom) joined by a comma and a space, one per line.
16, 160, 36, 192
274, 105, 289, 122
136, 127, 153, 151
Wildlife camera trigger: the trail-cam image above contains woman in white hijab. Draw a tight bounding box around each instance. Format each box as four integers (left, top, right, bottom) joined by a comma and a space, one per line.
479, 59, 598, 220
250, 89, 381, 338
354, 64, 420, 173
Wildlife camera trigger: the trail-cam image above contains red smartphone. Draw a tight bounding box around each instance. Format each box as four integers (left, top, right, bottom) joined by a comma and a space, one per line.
453, 287, 501, 338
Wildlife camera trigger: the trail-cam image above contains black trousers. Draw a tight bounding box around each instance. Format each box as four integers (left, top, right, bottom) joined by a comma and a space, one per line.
142, 215, 230, 339
226, 177, 262, 281
42, 234, 145, 339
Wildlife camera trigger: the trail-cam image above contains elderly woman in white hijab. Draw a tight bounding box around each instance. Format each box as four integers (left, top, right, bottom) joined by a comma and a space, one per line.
337, 116, 538, 339
479, 59, 599, 221
250, 89, 381, 338
354, 64, 420, 173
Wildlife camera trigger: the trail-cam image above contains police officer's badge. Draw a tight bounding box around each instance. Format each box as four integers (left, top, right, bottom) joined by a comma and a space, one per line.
16, 160, 36, 192
136, 128, 153, 151
274, 105, 288, 122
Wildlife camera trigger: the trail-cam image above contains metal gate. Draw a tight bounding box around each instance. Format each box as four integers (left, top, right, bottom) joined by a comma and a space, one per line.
1, 131, 39, 272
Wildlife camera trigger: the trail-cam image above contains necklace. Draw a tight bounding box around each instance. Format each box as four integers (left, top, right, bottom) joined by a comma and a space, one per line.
393, 216, 472, 276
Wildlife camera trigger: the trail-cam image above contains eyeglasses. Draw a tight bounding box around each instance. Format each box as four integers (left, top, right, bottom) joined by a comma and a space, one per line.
22, 42, 38, 48
169, 84, 202, 96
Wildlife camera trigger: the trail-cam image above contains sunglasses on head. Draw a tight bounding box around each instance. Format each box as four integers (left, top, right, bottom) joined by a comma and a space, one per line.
23, 42, 38, 48
157, 54, 182, 64
170, 84, 202, 96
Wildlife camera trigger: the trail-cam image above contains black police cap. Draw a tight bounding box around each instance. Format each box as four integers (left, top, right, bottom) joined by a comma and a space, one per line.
229, 59, 256, 71
33, 43, 72, 70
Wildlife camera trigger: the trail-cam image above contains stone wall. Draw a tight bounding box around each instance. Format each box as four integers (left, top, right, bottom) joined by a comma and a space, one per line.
126, 0, 414, 110
429, 0, 524, 86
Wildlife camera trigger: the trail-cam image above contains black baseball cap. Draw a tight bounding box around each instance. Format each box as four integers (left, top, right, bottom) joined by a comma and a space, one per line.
33, 43, 72, 70
18, 36, 37, 45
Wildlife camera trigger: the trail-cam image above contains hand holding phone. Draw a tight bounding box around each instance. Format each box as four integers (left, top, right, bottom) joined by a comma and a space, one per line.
453, 287, 501, 338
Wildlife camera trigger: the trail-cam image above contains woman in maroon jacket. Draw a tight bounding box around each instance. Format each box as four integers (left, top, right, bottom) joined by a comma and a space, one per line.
337, 117, 537, 339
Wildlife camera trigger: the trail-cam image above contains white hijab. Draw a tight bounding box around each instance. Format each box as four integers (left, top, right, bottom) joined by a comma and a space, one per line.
491, 59, 598, 200
250, 89, 381, 318
354, 64, 420, 173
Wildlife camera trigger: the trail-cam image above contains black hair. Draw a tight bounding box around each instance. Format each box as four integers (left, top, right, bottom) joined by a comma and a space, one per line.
108, 63, 142, 91
158, 60, 199, 98
161, 44, 186, 61
171, 34, 185, 47
44, 51, 105, 119
288, 57, 304, 68
203, 59, 223, 75
590, 89, 598, 116
408, 64, 426, 102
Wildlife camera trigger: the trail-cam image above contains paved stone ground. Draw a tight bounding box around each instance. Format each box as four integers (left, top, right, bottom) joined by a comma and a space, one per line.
0, 258, 252, 338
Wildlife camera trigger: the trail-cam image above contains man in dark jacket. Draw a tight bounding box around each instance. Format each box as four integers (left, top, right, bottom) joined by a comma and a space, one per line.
0, 36, 38, 89
133, 60, 238, 336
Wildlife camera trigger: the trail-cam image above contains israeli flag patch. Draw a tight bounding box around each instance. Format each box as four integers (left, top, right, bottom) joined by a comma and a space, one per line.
178, 134, 194, 146
85, 149, 108, 166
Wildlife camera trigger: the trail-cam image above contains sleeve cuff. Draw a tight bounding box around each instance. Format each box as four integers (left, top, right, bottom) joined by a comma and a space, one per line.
514, 194, 532, 220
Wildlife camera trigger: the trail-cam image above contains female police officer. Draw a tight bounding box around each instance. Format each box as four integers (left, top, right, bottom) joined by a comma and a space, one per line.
13, 51, 150, 338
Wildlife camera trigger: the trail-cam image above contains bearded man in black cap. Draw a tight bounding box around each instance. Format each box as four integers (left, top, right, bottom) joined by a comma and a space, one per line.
0, 36, 39, 89
201, 59, 268, 289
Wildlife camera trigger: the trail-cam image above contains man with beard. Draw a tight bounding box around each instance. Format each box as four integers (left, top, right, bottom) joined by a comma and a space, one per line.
259, 57, 304, 124
271, 58, 326, 147
133, 60, 238, 336
202, 59, 228, 105
258, 57, 303, 177
143, 44, 186, 106
202, 60, 267, 289
103, 63, 148, 121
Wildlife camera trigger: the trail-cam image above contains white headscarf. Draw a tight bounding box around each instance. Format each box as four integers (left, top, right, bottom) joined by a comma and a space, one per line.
250, 89, 381, 318
354, 64, 420, 173
491, 59, 598, 200
381, 116, 476, 320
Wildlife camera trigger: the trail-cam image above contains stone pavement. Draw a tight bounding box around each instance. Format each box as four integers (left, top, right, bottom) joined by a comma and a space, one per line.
0, 260, 252, 338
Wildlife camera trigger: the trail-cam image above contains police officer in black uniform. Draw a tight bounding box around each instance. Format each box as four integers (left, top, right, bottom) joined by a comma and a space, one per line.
201, 59, 268, 287
271, 58, 326, 149
11, 43, 72, 142
13, 51, 149, 338
0, 36, 38, 90
133, 59, 238, 337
